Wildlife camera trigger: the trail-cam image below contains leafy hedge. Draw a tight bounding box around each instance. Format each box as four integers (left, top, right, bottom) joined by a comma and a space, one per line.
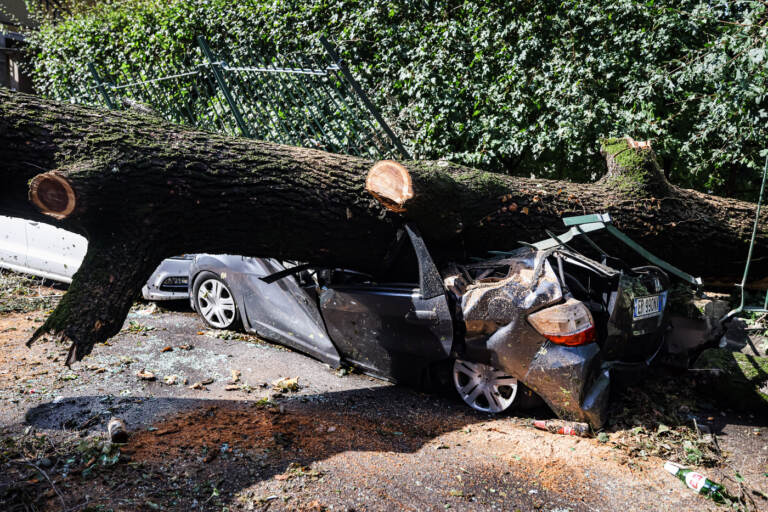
25, 0, 768, 198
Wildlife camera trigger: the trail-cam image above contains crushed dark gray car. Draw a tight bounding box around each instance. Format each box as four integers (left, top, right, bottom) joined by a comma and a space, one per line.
189, 214, 696, 427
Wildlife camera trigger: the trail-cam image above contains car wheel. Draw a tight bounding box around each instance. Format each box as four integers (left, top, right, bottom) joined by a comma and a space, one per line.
192, 271, 239, 330
452, 359, 518, 413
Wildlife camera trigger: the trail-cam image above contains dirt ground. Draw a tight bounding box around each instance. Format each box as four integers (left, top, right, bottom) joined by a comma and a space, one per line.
1, 279, 767, 511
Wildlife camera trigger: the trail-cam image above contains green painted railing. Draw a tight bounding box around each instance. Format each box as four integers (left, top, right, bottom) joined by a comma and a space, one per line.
62, 37, 409, 161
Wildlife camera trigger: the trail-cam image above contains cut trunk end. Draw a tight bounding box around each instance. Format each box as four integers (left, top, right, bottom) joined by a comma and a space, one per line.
366, 160, 413, 212
28, 172, 76, 219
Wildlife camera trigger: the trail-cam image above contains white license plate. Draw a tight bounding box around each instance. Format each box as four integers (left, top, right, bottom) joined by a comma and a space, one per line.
633, 293, 665, 320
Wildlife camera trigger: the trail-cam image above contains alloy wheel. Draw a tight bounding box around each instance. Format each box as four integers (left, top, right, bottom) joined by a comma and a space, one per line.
197, 278, 236, 329
452, 359, 518, 413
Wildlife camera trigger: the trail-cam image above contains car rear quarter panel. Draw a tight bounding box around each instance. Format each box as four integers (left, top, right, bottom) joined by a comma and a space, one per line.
453, 250, 610, 426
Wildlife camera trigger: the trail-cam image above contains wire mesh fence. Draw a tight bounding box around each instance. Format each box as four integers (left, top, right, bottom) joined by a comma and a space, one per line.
55, 37, 408, 161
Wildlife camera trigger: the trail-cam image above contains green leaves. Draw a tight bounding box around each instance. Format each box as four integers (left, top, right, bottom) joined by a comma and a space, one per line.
25, 0, 768, 199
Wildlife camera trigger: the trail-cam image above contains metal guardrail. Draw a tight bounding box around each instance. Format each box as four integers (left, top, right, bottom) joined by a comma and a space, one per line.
65, 37, 409, 161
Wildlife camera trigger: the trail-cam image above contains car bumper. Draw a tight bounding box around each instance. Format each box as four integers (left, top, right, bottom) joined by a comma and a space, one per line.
522, 343, 611, 428
141, 258, 192, 301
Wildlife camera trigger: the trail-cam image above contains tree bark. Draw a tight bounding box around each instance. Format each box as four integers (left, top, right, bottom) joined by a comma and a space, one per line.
0, 90, 765, 363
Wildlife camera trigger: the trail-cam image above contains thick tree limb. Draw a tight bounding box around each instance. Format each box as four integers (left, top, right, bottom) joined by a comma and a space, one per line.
0, 90, 765, 362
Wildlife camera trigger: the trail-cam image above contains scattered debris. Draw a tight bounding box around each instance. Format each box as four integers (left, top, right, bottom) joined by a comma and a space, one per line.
122, 320, 156, 334
205, 329, 249, 341
0, 269, 63, 313
607, 370, 722, 467
131, 302, 158, 316
274, 462, 324, 481
154, 427, 180, 437
201, 377, 214, 385
272, 376, 299, 392
161, 346, 173, 353
163, 374, 179, 385
136, 369, 156, 381
178, 344, 193, 350
229, 369, 241, 384
188, 381, 206, 390
532, 419, 590, 437
107, 417, 129, 443
334, 365, 354, 377
224, 384, 240, 391
78, 414, 101, 430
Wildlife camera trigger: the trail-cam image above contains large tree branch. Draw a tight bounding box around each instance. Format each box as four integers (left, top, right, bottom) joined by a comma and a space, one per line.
1, 90, 765, 362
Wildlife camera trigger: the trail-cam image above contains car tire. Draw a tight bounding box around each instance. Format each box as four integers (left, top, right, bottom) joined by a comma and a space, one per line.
192, 271, 240, 330
452, 359, 519, 414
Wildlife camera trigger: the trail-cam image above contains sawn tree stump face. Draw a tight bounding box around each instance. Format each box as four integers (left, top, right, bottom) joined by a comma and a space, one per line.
0, 90, 765, 362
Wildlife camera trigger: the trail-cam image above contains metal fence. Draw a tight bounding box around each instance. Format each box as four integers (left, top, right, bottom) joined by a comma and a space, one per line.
60, 36, 409, 161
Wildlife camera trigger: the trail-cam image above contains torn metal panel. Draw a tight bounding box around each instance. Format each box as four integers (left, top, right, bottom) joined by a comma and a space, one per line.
317, 225, 454, 384
524, 343, 608, 427
460, 249, 563, 321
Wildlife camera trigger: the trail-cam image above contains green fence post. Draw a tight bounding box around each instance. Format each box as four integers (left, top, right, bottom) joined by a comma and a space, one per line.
87, 63, 116, 110
197, 36, 252, 138
319, 36, 411, 160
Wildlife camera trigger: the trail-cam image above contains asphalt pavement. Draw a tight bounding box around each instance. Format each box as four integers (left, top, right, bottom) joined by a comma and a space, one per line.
0, 304, 738, 511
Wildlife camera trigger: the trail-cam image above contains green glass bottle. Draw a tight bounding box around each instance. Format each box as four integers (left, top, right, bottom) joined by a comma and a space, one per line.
664, 461, 728, 503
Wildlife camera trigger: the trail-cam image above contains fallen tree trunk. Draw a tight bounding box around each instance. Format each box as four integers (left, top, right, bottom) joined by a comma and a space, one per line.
0, 89, 766, 363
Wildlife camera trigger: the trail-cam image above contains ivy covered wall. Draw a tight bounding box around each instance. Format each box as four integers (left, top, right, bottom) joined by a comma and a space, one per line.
25, 0, 768, 199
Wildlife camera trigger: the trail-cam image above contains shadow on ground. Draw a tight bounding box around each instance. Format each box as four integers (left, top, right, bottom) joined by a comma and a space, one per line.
4, 386, 557, 511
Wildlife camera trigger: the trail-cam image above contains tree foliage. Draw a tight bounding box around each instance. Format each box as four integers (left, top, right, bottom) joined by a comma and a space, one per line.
24, 0, 768, 199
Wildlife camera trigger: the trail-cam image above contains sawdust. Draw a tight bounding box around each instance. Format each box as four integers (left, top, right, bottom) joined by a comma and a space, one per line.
0, 312, 65, 388
459, 422, 662, 496
124, 403, 428, 464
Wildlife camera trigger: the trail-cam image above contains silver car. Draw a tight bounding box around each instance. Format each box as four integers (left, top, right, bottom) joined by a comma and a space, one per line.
140, 255, 194, 301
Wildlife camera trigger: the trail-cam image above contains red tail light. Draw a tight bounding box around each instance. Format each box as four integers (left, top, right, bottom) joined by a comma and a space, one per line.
528, 298, 596, 347
544, 325, 596, 346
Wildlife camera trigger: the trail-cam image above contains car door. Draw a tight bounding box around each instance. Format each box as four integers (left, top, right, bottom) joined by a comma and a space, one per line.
0, 215, 28, 273
231, 257, 341, 367
318, 224, 454, 382
25, 220, 87, 282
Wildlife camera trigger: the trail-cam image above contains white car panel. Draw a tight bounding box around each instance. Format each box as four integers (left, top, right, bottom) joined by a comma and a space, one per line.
0, 215, 86, 283
25, 220, 87, 282
0, 215, 28, 272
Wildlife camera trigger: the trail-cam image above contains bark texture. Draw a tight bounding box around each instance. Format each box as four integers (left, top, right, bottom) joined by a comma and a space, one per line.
0, 90, 765, 362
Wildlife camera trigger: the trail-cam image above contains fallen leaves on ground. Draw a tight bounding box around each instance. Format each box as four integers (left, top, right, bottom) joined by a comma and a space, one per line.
272, 377, 300, 393
136, 369, 155, 381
